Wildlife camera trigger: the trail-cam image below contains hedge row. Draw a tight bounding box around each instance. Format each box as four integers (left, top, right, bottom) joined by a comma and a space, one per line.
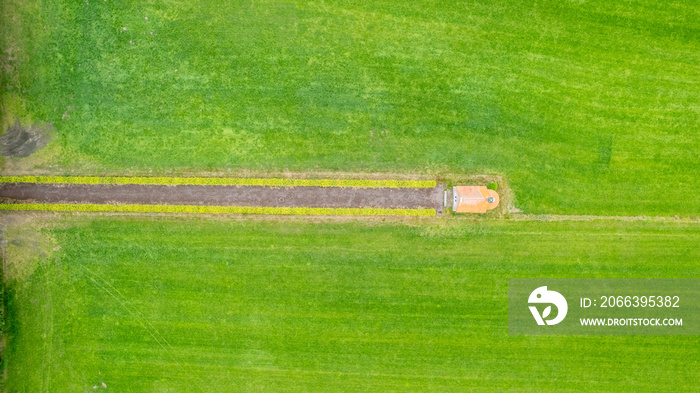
0, 203, 436, 217
0, 176, 436, 188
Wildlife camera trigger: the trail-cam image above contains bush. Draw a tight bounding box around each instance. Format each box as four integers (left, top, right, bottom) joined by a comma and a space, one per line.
487, 182, 498, 191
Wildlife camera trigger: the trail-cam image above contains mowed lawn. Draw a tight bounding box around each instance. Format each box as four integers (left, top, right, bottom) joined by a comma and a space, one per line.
2, 0, 699, 216
4, 217, 699, 392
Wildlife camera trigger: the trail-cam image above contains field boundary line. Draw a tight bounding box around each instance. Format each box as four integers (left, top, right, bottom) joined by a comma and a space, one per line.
509, 214, 700, 223
0, 176, 436, 188
0, 203, 436, 217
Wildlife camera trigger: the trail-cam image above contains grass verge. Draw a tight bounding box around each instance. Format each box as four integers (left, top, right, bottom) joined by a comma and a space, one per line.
0, 203, 435, 217
0, 176, 436, 188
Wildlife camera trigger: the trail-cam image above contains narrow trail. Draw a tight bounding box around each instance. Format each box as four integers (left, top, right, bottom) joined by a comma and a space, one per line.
509, 214, 700, 223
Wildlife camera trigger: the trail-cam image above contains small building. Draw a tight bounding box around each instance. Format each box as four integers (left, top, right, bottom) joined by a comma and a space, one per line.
452, 186, 499, 213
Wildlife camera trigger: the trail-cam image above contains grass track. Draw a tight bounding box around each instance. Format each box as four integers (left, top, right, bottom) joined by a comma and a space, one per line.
3, 217, 699, 392
0, 176, 437, 188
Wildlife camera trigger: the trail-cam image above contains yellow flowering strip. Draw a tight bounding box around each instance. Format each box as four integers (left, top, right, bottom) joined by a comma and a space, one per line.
0, 203, 436, 217
0, 176, 436, 188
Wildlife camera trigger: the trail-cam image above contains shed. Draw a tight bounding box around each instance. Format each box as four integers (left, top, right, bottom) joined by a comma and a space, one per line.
452, 186, 499, 213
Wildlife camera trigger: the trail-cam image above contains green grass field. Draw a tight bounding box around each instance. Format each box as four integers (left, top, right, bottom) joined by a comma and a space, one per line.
2, 1, 699, 390
4, 217, 699, 392
2, 0, 699, 216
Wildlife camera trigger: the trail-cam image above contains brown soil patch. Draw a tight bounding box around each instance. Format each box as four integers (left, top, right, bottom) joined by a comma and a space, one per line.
0, 120, 53, 157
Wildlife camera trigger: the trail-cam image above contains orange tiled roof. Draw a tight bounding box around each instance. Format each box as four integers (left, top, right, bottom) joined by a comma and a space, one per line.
453, 186, 500, 213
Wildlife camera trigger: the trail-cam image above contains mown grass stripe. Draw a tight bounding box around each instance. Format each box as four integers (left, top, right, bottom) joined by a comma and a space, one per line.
0, 203, 436, 217
0, 176, 436, 188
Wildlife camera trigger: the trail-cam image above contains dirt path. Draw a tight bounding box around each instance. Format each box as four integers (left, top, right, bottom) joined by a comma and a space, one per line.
0, 183, 444, 212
